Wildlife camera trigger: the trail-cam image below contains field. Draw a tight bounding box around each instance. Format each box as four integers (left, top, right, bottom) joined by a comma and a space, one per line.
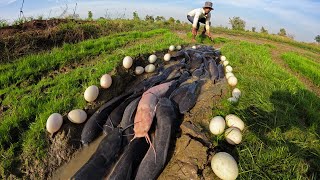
0, 18, 319, 179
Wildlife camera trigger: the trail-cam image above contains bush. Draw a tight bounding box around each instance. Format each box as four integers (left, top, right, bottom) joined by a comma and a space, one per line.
229, 17, 246, 31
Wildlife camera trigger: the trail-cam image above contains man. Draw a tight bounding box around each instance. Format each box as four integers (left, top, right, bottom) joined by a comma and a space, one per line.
187, 1, 213, 42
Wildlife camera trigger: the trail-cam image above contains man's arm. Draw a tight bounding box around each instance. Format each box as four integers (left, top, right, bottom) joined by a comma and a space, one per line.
193, 11, 201, 29
205, 13, 211, 33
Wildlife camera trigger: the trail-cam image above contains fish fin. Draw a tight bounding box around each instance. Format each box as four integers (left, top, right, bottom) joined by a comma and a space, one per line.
145, 134, 157, 164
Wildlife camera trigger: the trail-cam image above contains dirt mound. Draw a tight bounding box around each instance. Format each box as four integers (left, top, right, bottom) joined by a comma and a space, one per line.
0, 19, 70, 37
0, 19, 100, 63
159, 79, 228, 180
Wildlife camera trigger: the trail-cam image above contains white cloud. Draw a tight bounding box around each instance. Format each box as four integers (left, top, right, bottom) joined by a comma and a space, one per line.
0, 0, 17, 6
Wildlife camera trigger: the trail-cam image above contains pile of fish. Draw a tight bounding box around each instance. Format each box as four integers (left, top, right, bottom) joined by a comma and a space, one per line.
72, 45, 226, 180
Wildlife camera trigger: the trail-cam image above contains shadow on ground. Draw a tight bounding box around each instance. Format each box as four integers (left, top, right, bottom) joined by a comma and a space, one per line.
235, 89, 320, 178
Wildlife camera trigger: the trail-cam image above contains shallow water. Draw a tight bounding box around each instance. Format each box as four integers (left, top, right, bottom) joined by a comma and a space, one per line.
51, 135, 105, 180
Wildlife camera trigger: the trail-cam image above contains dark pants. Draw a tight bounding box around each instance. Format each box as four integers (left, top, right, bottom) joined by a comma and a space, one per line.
187, 15, 206, 30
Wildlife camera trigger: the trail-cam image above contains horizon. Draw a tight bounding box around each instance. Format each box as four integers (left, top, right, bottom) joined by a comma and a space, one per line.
0, 0, 319, 42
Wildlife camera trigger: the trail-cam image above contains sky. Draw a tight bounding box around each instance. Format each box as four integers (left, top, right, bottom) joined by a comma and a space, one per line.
0, 0, 319, 42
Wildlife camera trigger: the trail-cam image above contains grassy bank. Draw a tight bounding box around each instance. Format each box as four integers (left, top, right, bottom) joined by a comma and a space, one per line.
215, 41, 320, 179
0, 29, 187, 178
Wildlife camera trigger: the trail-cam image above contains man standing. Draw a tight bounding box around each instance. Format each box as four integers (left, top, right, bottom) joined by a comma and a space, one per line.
187, 1, 213, 42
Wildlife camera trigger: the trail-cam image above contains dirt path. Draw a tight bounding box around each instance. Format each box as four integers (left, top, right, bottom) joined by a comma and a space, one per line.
176, 31, 320, 97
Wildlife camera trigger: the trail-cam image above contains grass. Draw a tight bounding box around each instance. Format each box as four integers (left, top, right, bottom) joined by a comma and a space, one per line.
0, 29, 187, 178
211, 41, 320, 179
281, 52, 320, 87
0, 29, 168, 88
211, 27, 320, 54
1, 17, 320, 179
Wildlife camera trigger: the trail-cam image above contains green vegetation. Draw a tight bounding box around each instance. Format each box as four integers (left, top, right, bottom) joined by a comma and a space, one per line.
281, 52, 320, 87
278, 28, 287, 36
229, 17, 246, 31
0, 29, 169, 88
0, 29, 186, 178
1, 15, 319, 179
212, 41, 320, 179
211, 27, 320, 54
315, 35, 320, 43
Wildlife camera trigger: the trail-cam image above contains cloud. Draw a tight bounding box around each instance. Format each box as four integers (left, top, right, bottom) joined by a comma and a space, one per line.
0, 0, 17, 6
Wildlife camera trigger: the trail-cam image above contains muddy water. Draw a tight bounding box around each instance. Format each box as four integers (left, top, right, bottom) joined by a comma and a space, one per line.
50, 135, 105, 180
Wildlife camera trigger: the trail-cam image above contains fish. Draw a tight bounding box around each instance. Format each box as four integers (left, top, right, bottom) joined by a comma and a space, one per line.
119, 96, 141, 145
81, 91, 133, 145
192, 63, 204, 78
103, 92, 142, 135
106, 138, 149, 180
72, 128, 124, 180
218, 64, 225, 79
135, 98, 176, 180
207, 57, 219, 83
189, 53, 203, 70
170, 80, 203, 114
133, 81, 174, 155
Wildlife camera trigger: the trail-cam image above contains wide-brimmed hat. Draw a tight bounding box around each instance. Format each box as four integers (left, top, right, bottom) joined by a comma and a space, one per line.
203, 1, 214, 10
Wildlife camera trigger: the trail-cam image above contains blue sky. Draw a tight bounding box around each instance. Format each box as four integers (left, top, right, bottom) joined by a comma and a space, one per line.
0, 0, 319, 42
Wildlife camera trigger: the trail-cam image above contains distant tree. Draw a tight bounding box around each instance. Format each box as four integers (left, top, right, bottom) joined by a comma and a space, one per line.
229, 17, 246, 31
155, 16, 165, 22
176, 20, 181, 24
260, 26, 268, 34
315, 35, 320, 43
278, 28, 287, 36
88, 11, 93, 20
252, 27, 256, 32
168, 17, 175, 24
145, 15, 154, 22
133, 11, 140, 21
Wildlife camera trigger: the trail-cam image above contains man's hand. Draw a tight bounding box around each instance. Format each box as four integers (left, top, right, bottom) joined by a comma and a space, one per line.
206, 32, 212, 38
192, 28, 197, 36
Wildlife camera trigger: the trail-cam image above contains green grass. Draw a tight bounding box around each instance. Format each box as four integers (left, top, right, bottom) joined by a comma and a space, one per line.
0, 29, 187, 178
213, 41, 320, 179
0, 29, 168, 88
186, 32, 230, 44
281, 52, 320, 87
210, 27, 320, 54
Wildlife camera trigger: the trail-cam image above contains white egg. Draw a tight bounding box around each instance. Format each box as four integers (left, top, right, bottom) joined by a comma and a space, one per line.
176, 45, 182, 50
223, 60, 229, 66
225, 127, 242, 145
68, 109, 87, 124
123, 56, 133, 69
228, 76, 238, 87
226, 72, 235, 79
145, 64, 156, 73
225, 65, 233, 73
225, 114, 245, 131
192, 45, 197, 49
84, 85, 99, 102
164, 53, 171, 61
148, 54, 157, 63
46, 113, 63, 134
135, 66, 145, 75
228, 97, 238, 104
220, 56, 227, 61
232, 88, 241, 99
169, 45, 175, 51
211, 152, 239, 180
100, 74, 112, 89
209, 116, 226, 135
